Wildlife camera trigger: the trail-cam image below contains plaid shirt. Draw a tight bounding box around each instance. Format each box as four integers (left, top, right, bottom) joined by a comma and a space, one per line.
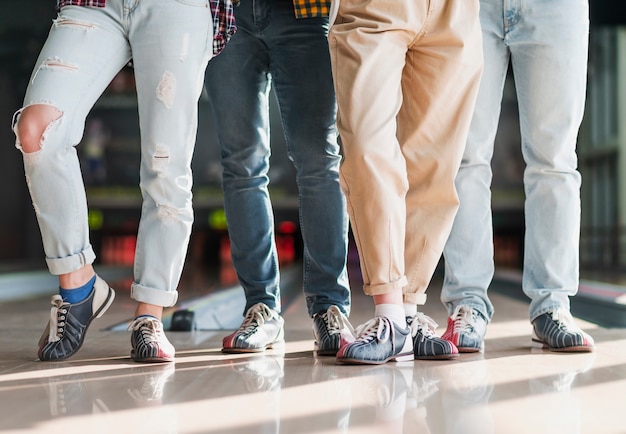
55, 0, 236, 55
292, 0, 331, 18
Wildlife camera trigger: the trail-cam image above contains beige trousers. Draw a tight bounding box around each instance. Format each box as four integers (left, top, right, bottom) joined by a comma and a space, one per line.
329, 0, 483, 305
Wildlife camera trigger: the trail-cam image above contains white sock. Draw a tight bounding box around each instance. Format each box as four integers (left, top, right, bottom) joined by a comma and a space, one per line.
375, 304, 406, 327
404, 303, 417, 318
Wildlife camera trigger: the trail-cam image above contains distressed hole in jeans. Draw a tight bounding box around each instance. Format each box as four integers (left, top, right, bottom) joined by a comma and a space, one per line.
23, 174, 41, 215
153, 145, 170, 173
157, 204, 179, 224
23, 152, 40, 169
32, 57, 78, 83
13, 104, 63, 159
31, 58, 79, 85
156, 71, 176, 109
180, 33, 190, 62
53, 16, 98, 30
40, 57, 79, 72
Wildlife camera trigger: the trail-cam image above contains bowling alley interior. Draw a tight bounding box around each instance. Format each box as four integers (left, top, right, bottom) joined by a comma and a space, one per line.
1, 2, 626, 433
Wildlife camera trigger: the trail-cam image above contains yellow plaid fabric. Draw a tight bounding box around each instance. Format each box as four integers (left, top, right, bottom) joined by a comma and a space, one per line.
293, 0, 331, 18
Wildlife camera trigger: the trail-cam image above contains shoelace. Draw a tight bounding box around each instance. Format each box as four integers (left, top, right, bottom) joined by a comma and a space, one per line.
48, 295, 69, 343
323, 306, 355, 336
238, 303, 275, 333
354, 316, 393, 345
409, 312, 438, 341
129, 317, 163, 343
550, 309, 582, 333
451, 305, 477, 335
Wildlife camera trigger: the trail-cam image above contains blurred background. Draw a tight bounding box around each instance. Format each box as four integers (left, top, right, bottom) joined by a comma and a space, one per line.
0, 1, 625, 284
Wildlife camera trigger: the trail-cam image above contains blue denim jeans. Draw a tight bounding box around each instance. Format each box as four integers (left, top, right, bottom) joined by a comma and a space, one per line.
204, 0, 350, 317
442, 0, 589, 321
13, 0, 213, 307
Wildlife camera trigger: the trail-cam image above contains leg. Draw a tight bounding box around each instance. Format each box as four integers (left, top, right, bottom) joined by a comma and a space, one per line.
265, 3, 351, 356
510, 0, 589, 320
127, 0, 213, 361
267, 6, 350, 318
330, 0, 424, 365
510, 0, 593, 352
400, 0, 483, 306
441, 0, 509, 322
205, 0, 284, 354
13, 4, 131, 360
204, 1, 279, 314
15, 6, 130, 277
129, 0, 212, 309
399, 0, 483, 357
330, 1, 411, 301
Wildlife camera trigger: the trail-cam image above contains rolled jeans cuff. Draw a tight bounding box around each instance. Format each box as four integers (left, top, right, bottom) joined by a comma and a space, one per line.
46, 247, 96, 275
131, 282, 179, 307
363, 276, 408, 296
403, 292, 427, 306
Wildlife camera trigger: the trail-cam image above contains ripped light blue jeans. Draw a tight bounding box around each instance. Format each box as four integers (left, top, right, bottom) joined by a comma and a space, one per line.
442, 0, 589, 321
13, 0, 213, 307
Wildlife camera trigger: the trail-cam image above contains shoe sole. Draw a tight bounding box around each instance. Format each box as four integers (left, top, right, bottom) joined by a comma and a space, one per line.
222, 339, 285, 354
39, 286, 116, 362
531, 339, 594, 353
337, 351, 414, 365
457, 346, 483, 353
131, 353, 175, 363
414, 352, 460, 360
442, 334, 484, 354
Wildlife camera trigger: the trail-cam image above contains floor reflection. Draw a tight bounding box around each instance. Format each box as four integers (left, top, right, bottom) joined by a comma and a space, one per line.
0, 265, 624, 433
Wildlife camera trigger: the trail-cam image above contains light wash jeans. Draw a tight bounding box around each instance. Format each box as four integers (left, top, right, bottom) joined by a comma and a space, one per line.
204, 0, 350, 317
13, 0, 213, 307
442, 0, 589, 321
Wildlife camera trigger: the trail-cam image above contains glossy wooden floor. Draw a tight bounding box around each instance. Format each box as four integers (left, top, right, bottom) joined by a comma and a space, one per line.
0, 263, 624, 434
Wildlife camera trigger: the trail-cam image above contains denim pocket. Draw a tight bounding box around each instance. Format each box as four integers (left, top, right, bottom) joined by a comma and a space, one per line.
175, 0, 209, 6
